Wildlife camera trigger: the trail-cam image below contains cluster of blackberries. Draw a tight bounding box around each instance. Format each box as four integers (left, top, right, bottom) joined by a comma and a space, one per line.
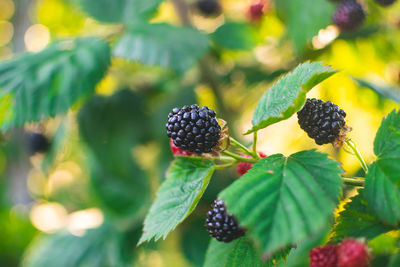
206, 199, 246, 242
166, 105, 221, 154
196, 0, 222, 17
297, 98, 347, 145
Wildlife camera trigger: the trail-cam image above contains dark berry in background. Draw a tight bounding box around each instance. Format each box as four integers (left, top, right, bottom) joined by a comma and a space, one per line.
375, 0, 397, 6
206, 199, 245, 242
333, 0, 365, 32
297, 98, 347, 145
166, 104, 221, 154
28, 133, 50, 154
196, 0, 222, 17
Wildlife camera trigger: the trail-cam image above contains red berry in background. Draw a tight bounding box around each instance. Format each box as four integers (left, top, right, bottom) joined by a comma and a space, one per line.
309, 244, 338, 267
236, 152, 267, 176
170, 139, 196, 156
248, 1, 268, 22
337, 239, 369, 267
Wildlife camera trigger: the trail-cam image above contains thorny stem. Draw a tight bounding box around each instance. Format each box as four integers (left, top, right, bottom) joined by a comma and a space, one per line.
344, 139, 368, 173
215, 161, 238, 170
253, 132, 260, 158
342, 177, 365, 187
222, 150, 258, 163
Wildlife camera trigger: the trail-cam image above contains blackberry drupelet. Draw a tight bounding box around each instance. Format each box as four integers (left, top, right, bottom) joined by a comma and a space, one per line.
297, 98, 347, 145
374, 0, 397, 6
166, 104, 221, 154
333, 0, 365, 32
206, 199, 245, 242
28, 133, 50, 154
196, 0, 222, 17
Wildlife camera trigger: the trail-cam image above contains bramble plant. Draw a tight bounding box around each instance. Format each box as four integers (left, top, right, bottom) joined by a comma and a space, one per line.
1, 0, 400, 266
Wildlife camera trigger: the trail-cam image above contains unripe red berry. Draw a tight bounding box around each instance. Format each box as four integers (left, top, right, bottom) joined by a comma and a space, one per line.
309, 244, 338, 267
236, 152, 267, 176
337, 239, 369, 267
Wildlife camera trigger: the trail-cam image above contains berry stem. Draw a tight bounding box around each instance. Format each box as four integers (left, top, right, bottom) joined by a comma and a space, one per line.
253, 131, 260, 158
229, 137, 254, 156
215, 161, 238, 170
222, 150, 258, 163
344, 139, 368, 173
342, 177, 365, 187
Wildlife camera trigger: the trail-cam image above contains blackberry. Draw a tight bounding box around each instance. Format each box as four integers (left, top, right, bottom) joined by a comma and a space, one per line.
166, 104, 221, 154
297, 98, 347, 145
333, 0, 365, 32
375, 0, 397, 6
196, 0, 222, 17
206, 199, 245, 242
28, 133, 50, 154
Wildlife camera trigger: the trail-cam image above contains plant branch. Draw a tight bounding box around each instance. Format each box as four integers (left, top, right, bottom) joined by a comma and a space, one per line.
230, 137, 253, 156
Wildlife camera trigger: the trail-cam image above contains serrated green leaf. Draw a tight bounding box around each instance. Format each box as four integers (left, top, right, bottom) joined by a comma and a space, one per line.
365, 163, 400, 226
246, 62, 336, 134
22, 223, 133, 267
113, 23, 209, 74
78, 0, 163, 23
275, 0, 335, 52
211, 22, 258, 51
138, 157, 215, 244
353, 78, 400, 104
0, 37, 110, 131
78, 90, 150, 219
219, 150, 342, 255
389, 251, 400, 267
203, 237, 286, 267
333, 189, 393, 241
366, 110, 400, 226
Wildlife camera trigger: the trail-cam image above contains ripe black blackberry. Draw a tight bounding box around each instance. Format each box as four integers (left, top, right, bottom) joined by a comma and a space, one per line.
206, 199, 245, 242
166, 104, 221, 154
332, 0, 365, 32
297, 98, 347, 146
374, 0, 397, 6
28, 133, 50, 154
196, 0, 222, 17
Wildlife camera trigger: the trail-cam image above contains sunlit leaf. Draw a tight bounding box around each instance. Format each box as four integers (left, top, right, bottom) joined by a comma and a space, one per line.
138, 157, 215, 244
353, 78, 400, 104
113, 23, 209, 74
78, 0, 163, 23
219, 150, 342, 255
0, 37, 110, 131
246, 62, 336, 134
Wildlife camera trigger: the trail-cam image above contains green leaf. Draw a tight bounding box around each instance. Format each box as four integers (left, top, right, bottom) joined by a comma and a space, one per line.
365, 163, 400, 226
0, 37, 110, 131
22, 223, 133, 267
219, 150, 342, 255
113, 23, 209, 74
204, 237, 283, 267
333, 189, 394, 241
78, 0, 163, 23
138, 157, 215, 244
246, 62, 336, 134
78, 90, 151, 219
353, 78, 400, 104
275, 0, 335, 52
366, 110, 400, 225
389, 251, 400, 267
211, 22, 258, 50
